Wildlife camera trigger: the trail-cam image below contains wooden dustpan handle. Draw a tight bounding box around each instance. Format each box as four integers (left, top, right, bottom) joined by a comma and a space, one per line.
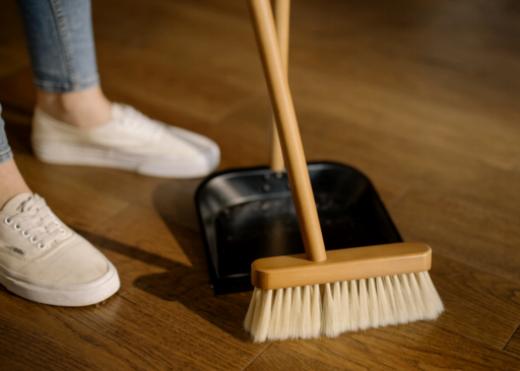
249, 0, 327, 262
270, 0, 290, 172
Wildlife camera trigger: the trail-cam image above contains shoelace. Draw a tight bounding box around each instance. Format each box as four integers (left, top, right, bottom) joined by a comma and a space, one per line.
3, 195, 71, 249
116, 104, 168, 140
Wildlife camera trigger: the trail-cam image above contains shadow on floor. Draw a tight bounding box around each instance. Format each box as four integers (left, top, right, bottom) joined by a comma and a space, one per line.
76, 179, 252, 341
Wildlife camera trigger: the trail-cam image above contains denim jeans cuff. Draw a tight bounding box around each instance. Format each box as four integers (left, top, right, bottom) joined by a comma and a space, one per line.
34, 74, 100, 93
0, 148, 13, 164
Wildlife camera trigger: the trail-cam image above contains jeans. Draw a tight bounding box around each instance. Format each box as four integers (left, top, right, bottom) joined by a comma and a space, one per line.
0, 0, 98, 164
0, 106, 11, 163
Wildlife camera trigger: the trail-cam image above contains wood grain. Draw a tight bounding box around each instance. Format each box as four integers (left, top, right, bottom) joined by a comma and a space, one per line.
1, 0, 520, 369
505, 326, 520, 358
248, 254, 520, 370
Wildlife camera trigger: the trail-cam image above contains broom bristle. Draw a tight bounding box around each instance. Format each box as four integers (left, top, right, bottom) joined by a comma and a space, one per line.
244, 271, 444, 342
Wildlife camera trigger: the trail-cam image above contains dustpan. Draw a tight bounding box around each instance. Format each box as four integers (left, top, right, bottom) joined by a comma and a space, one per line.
195, 1, 401, 294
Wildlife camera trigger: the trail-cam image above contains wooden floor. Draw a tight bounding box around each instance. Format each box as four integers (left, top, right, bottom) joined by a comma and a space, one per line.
1, 0, 520, 369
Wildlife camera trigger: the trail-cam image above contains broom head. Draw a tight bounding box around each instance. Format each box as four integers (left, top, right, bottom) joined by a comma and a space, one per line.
244, 242, 444, 342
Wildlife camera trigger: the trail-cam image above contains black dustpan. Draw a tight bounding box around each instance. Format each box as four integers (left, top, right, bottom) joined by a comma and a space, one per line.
196, 162, 401, 294
195, 2, 401, 294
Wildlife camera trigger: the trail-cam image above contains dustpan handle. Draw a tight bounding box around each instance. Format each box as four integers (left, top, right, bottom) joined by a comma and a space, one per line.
270, 0, 290, 172
249, 0, 327, 262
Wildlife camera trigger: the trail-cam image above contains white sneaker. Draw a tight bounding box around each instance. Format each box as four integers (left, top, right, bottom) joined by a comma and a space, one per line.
0, 193, 120, 306
32, 104, 220, 178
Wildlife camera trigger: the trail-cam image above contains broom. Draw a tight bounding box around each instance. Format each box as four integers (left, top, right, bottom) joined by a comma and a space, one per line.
244, 0, 444, 342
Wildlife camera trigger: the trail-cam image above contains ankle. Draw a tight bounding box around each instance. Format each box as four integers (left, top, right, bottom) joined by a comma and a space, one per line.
0, 159, 31, 209
36, 86, 112, 129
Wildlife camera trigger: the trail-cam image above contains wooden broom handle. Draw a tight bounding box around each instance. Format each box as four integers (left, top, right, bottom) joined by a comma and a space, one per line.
249, 0, 327, 262
270, 0, 290, 172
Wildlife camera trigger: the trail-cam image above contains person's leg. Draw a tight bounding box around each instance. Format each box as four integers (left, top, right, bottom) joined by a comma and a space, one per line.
0, 2, 123, 307
17, 0, 110, 128
35, 86, 111, 129
0, 106, 120, 306
18, 0, 219, 178
0, 161, 31, 208
0, 106, 30, 208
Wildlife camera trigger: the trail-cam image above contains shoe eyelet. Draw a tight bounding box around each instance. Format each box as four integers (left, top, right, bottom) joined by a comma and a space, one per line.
30, 236, 38, 243
14, 224, 21, 230
38, 243, 44, 249
22, 230, 29, 237
4, 217, 12, 225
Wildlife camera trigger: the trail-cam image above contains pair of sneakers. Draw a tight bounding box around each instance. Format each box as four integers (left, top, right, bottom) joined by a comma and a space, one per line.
0, 104, 220, 306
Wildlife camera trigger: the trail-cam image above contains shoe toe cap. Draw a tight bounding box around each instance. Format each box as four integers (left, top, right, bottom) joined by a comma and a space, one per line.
28, 236, 117, 289
139, 127, 220, 178
168, 127, 221, 171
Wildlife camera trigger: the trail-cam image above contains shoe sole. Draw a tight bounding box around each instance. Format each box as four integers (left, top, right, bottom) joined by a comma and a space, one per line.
0, 262, 120, 307
32, 140, 218, 179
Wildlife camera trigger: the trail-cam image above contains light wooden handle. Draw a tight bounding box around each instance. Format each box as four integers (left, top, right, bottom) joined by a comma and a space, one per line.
270, 0, 290, 172
249, 0, 327, 262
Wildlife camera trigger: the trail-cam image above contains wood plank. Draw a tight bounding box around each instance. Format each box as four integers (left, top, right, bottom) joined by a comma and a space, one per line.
247, 255, 520, 370
93, 0, 262, 124
74, 205, 268, 370
247, 325, 520, 371
390, 179, 520, 283
505, 326, 520, 358
0, 0, 29, 79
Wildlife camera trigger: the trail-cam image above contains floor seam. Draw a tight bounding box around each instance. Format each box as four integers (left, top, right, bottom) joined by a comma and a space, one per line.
241, 343, 273, 371
503, 324, 520, 354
